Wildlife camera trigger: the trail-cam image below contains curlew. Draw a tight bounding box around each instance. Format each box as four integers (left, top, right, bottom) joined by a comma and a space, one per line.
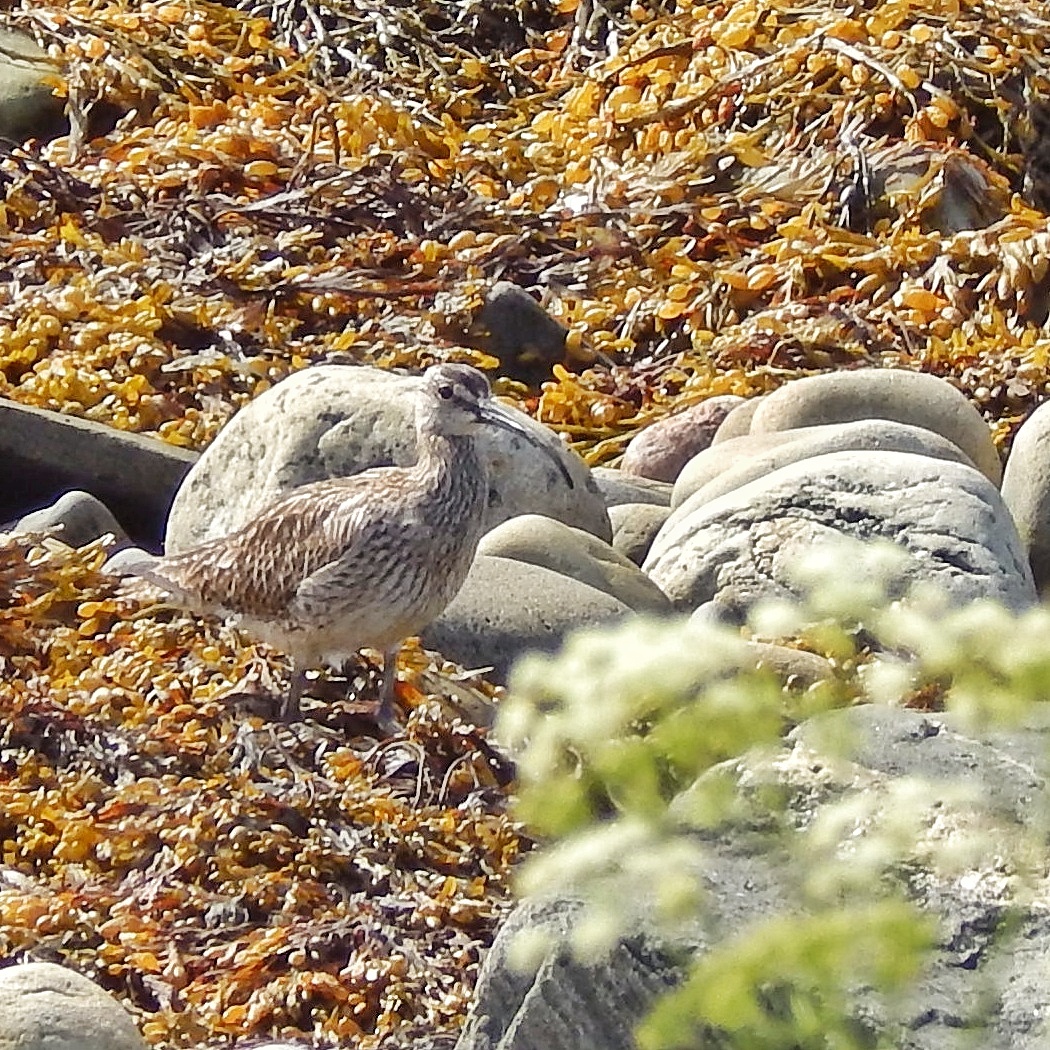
119, 363, 573, 727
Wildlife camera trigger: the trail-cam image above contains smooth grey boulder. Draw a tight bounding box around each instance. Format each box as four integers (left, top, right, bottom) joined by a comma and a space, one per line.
591, 466, 672, 508
609, 502, 671, 566
421, 555, 630, 681
672, 419, 979, 510
1002, 401, 1050, 592
711, 396, 763, 444
14, 491, 130, 550
746, 369, 1002, 485
477, 514, 671, 614
644, 450, 1034, 619
463, 704, 1050, 1050
166, 364, 610, 552
0, 962, 148, 1050
621, 395, 744, 483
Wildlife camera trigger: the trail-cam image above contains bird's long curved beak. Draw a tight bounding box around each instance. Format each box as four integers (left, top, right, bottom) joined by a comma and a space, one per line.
475, 401, 576, 489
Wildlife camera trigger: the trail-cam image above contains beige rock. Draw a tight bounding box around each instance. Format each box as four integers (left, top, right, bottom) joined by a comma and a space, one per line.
0, 962, 147, 1050
478, 514, 671, 614
672, 419, 978, 510
609, 502, 672, 566
746, 369, 1001, 484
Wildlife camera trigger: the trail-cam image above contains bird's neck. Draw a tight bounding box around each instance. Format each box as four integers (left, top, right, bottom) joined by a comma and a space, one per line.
413, 430, 487, 505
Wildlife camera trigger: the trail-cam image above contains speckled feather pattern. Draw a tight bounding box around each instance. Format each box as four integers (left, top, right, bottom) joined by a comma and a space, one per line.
139, 365, 502, 670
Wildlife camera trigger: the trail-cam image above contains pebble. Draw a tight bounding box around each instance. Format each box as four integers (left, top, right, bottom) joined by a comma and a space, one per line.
14, 490, 131, 550
165, 363, 610, 551
477, 514, 671, 614
0, 962, 148, 1050
590, 465, 672, 508
746, 368, 1002, 484
711, 396, 763, 444
620, 395, 744, 483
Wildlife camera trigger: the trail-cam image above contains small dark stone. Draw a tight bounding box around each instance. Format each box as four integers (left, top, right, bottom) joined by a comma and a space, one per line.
476, 282, 570, 386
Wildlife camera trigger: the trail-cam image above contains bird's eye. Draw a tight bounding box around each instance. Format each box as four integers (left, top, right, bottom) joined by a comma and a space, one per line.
438, 384, 455, 400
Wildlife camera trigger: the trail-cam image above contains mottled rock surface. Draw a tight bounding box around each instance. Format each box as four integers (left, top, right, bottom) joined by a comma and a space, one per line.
459, 704, 1050, 1050
0, 962, 148, 1050
646, 450, 1033, 619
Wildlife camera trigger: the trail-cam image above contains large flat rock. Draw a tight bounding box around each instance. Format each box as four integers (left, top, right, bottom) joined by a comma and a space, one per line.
0, 398, 197, 549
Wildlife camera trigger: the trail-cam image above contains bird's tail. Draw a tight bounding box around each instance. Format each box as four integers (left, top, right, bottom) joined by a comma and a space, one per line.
104, 548, 197, 605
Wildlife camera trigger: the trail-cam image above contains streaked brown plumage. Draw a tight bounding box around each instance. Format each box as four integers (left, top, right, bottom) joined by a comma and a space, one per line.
122, 363, 571, 727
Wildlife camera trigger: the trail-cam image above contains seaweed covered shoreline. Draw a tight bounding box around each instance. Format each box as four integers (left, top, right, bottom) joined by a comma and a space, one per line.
1, 0, 1048, 457
1, 0, 1050, 1045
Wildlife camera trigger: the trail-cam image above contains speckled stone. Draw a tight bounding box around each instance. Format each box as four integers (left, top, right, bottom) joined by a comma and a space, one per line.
621, 395, 745, 483
0, 962, 148, 1050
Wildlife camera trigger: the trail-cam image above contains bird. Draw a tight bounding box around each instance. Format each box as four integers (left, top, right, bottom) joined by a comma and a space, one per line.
118, 363, 574, 728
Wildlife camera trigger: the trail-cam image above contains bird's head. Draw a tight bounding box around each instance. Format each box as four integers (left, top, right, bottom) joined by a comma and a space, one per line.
417, 363, 575, 486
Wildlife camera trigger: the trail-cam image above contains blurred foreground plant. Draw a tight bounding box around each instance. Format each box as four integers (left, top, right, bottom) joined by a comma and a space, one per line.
499, 539, 1050, 1049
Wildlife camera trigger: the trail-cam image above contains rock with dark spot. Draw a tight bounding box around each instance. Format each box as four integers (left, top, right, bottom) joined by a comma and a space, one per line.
165, 364, 610, 552
609, 502, 671, 566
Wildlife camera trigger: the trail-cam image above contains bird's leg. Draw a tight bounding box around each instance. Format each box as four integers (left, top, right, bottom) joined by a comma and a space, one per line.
280, 664, 307, 722
374, 644, 402, 733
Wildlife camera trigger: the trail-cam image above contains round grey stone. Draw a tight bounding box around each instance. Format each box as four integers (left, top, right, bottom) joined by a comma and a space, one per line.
421, 554, 631, 682
1002, 400, 1050, 592
621, 395, 745, 483
609, 502, 672, 566
0, 962, 147, 1050
591, 466, 672, 509
746, 369, 1001, 484
166, 364, 610, 552
672, 420, 979, 511
644, 450, 1034, 618
0, 30, 66, 142
477, 514, 670, 614
15, 491, 130, 550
